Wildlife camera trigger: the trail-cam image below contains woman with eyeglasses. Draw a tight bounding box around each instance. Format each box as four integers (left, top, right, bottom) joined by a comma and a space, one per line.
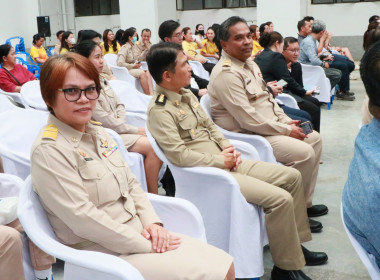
255, 32, 321, 132
75, 40, 162, 194
30, 52, 234, 280
117, 27, 154, 95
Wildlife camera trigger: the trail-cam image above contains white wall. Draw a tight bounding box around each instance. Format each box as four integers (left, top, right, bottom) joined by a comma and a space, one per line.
0, 0, 39, 49
75, 15, 121, 37
308, 2, 380, 36
177, 7, 257, 30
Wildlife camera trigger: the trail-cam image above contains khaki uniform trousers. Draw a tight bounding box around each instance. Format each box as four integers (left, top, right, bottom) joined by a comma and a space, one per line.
265, 131, 322, 208
229, 160, 312, 270
0, 225, 24, 280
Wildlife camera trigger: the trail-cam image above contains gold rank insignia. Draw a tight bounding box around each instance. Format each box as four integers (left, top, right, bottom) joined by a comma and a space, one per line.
100, 138, 108, 148
179, 109, 185, 115
175, 100, 180, 106
223, 58, 231, 67
42, 124, 58, 140
89, 120, 102, 126
155, 94, 167, 106
77, 148, 86, 158
192, 102, 199, 109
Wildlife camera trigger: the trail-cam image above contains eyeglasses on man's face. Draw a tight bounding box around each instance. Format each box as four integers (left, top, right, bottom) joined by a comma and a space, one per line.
171, 32, 184, 38
58, 87, 100, 102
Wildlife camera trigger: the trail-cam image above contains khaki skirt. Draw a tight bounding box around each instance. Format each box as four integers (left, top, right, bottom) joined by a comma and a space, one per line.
129, 68, 145, 79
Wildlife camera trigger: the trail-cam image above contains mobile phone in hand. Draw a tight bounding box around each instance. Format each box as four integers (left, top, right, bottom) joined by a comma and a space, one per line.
277, 79, 288, 87
299, 121, 313, 135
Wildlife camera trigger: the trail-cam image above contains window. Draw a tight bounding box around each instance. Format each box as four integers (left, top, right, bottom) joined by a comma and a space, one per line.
177, 0, 256, 10
312, 0, 380, 4
75, 0, 120, 17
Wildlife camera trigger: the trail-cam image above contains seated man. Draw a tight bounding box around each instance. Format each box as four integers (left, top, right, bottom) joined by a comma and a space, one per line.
299, 20, 355, 101
146, 42, 328, 280
208, 16, 328, 229
158, 20, 209, 100
343, 40, 380, 268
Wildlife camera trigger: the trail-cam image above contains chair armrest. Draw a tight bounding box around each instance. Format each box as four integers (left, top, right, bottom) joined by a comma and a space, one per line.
126, 112, 147, 127
229, 139, 260, 161
147, 193, 207, 242
276, 94, 299, 109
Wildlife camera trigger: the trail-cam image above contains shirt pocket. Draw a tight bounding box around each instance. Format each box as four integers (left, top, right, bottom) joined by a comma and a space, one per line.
178, 114, 196, 140
245, 81, 258, 101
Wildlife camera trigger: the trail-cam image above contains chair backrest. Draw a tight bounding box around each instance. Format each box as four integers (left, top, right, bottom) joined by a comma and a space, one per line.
0, 93, 21, 113
0, 109, 49, 179
104, 54, 117, 67
199, 94, 277, 163
6, 36, 25, 52
20, 80, 47, 111
110, 65, 136, 85
341, 204, 380, 279
301, 63, 331, 104
189, 61, 210, 80
275, 94, 299, 109
18, 176, 144, 280
109, 80, 151, 114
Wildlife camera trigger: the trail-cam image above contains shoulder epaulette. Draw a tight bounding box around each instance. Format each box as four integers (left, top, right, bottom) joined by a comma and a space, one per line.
222, 58, 232, 70
155, 94, 167, 106
89, 120, 102, 126
42, 124, 58, 141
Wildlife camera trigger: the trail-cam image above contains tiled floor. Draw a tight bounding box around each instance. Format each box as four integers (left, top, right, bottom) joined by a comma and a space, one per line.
53, 69, 370, 280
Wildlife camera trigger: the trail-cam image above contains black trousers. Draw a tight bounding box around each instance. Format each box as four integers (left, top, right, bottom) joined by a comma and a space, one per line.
297, 95, 321, 132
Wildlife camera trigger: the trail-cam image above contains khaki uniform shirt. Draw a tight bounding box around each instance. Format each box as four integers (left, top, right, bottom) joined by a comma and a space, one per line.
147, 85, 230, 169
135, 41, 152, 61
31, 115, 160, 254
117, 43, 148, 70
208, 51, 292, 136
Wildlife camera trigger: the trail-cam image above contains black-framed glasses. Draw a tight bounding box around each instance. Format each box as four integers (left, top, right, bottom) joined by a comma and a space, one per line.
58, 87, 100, 102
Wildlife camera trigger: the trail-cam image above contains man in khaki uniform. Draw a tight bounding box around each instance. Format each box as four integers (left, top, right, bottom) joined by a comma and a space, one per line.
147, 42, 328, 280
208, 16, 327, 226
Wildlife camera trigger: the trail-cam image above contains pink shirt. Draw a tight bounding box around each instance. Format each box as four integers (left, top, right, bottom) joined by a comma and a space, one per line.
0, 64, 35, 92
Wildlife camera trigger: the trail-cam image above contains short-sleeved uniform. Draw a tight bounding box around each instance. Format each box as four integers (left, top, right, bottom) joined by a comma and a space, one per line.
117, 43, 147, 79
208, 51, 322, 208
92, 76, 141, 149
31, 115, 232, 279
147, 85, 312, 270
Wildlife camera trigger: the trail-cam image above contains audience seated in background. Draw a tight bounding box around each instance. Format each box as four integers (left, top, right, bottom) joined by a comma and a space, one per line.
194, 24, 205, 43
59, 31, 75, 54
298, 20, 348, 99
249, 24, 263, 59
200, 27, 219, 63
0, 44, 35, 92
100, 29, 120, 55
147, 40, 327, 280
182, 27, 215, 74
208, 17, 329, 235
343, 40, 380, 269
297, 18, 313, 45
76, 40, 163, 194
117, 27, 154, 95
158, 20, 209, 99
255, 33, 321, 132
53, 30, 64, 55
135, 28, 152, 61
31, 52, 235, 280
114, 29, 124, 46
30, 34, 47, 64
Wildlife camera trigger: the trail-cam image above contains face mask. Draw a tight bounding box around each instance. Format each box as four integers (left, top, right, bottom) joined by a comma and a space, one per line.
198, 30, 205, 36
132, 36, 138, 44
69, 37, 76, 44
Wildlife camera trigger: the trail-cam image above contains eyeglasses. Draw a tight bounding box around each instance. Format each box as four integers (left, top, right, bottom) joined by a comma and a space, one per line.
58, 87, 100, 102
171, 32, 184, 38
285, 48, 300, 54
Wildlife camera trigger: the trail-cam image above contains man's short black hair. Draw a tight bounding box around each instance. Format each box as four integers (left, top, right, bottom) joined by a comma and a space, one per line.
303, 16, 314, 22
360, 41, 380, 107
146, 42, 183, 84
369, 15, 380, 23
56, 30, 64, 38
158, 20, 180, 41
284, 37, 298, 50
219, 16, 248, 42
297, 19, 306, 32
259, 23, 268, 34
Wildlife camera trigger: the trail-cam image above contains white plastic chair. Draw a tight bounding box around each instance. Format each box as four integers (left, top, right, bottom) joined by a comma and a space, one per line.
126, 112, 147, 127
104, 54, 117, 67
110, 65, 145, 93
18, 175, 206, 280
341, 204, 380, 279
0, 88, 24, 106
0, 109, 49, 179
109, 80, 151, 114
20, 80, 47, 111
189, 61, 210, 80
146, 127, 267, 278
200, 94, 277, 163
301, 63, 332, 109
0, 93, 22, 113
275, 94, 299, 109
0, 174, 35, 280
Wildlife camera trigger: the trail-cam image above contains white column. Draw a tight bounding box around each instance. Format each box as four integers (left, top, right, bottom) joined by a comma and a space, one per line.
257, 0, 302, 38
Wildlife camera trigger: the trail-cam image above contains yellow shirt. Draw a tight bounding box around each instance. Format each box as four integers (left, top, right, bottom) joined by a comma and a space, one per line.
252, 40, 264, 55
100, 41, 121, 55
30, 45, 47, 63
182, 41, 198, 58
200, 39, 218, 55
60, 47, 69, 54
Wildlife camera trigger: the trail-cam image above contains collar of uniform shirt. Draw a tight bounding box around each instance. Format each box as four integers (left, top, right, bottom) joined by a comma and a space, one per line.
155, 84, 194, 105
221, 50, 250, 69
